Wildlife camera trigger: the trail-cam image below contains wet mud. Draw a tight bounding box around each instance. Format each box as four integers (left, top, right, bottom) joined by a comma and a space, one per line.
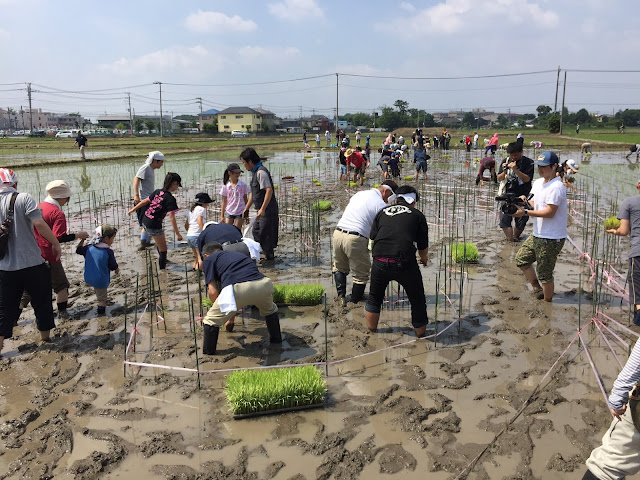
1, 150, 639, 479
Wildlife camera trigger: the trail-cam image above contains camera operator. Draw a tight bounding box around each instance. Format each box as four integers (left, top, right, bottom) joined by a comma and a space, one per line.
511, 152, 567, 302
497, 142, 534, 242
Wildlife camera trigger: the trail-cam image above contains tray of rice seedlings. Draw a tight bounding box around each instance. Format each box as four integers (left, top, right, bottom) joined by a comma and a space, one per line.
304, 155, 314, 159
226, 365, 327, 418
315, 182, 323, 187
312, 200, 332, 211
451, 242, 479, 263
403, 175, 413, 181
604, 216, 621, 230
373, 183, 380, 188
347, 182, 358, 187
202, 298, 213, 308
273, 284, 324, 305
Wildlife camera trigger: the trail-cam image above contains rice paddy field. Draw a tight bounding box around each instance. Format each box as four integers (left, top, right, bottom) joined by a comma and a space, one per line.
0, 141, 639, 479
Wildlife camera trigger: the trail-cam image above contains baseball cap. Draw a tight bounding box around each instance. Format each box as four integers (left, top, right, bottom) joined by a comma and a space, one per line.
536, 151, 559, 166
566, 159, 579, 170
226, 162, 242, 173
0, 168, 17, 185
195, 192, 214, 204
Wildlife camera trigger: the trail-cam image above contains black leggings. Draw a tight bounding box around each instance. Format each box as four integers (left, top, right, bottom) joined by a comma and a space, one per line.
0, 263, 55, 338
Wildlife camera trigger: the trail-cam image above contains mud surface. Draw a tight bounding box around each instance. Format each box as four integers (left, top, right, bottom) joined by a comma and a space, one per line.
1, 149, 639, 479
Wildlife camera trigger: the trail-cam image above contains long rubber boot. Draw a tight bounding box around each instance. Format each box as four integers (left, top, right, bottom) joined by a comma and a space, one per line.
492, 172, 498, 184
158, 251, 167, 270
202, 324, 220, 355
350, 283, 366, 303
334, 271, 347, 300
265, 313, 282, 344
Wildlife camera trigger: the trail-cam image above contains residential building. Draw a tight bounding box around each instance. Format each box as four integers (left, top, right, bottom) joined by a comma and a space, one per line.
47, 113, 86, 129
216, 107, 262, 133
253, 108, 280, 131
198, 108, 219, 131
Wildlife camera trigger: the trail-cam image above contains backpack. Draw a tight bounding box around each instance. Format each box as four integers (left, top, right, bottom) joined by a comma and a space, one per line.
0, 192, 18, 260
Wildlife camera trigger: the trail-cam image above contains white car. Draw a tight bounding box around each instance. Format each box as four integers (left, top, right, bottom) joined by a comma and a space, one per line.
231, 130, 250, 138
55, 130, 73, 138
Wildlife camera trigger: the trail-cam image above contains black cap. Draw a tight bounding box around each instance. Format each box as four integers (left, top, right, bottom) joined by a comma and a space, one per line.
195, 192, 214, 204
226, 162, 243, 173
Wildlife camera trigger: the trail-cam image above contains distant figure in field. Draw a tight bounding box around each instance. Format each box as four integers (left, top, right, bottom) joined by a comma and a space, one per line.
74, 131, 88, 161
315, 133, 320, 147
626, 144, 640, 163
581, 142, 592, 154
576, 124, 580, 134
325, 130, 331, 146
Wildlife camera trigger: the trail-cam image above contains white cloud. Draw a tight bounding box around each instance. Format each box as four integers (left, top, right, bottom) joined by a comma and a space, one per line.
400, 2, 416, 12
237, 46, 301, 61
99, 45, 211, 75
378, 0, 558, 36
0, 28, 8, 40
268, 0, 323, 21
184, 10, 257, 33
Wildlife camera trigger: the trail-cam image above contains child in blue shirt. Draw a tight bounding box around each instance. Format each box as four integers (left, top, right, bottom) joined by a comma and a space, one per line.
76, 224, 119, 315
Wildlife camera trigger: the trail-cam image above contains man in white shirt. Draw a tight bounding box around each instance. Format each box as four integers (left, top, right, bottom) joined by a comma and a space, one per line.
511, 151, 567, 302
333, 180, 398, 305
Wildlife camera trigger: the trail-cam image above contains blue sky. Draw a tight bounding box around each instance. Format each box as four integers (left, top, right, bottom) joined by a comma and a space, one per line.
1, 0, 638, 120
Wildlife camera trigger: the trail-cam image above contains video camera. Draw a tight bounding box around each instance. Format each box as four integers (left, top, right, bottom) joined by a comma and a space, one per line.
495, 193, 533, 216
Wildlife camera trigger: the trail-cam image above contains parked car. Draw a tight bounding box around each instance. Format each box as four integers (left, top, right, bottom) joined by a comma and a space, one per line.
55, 130, 73, 138
231, 130, 250, 138
29, 130, 46, 137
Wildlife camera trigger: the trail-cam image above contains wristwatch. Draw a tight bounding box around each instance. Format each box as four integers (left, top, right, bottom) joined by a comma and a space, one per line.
524, 209, 529, 215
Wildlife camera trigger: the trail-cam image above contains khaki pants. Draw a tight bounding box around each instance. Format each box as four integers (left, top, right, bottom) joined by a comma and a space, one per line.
332, 229, 371, 285
94, 288, 108, 305
79, 145, 85, 160
586, 395, 640, 480
203, 277, 277, 327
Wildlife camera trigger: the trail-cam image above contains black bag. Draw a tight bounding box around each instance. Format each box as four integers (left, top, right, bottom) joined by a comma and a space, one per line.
0, 192, 18, 260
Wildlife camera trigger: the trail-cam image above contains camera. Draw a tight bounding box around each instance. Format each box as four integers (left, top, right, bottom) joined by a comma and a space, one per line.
495, 193, 533, 215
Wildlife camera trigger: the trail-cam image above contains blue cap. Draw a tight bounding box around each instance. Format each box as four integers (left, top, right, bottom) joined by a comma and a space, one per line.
536, 151, 559, 166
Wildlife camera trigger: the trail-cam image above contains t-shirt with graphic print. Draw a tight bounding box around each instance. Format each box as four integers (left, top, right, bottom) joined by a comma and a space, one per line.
370, 203, 428, 260
143, 189, 179, 230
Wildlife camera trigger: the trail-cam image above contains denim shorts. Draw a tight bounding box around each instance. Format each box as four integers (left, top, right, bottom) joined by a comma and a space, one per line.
144, 226, 164, 237
224, 212, 243, 220
340, 164, 347, 174
187, 236, 199, 248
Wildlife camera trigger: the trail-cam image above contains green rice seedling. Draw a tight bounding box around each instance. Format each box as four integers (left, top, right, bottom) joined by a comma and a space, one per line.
202, 298, 213, 308
451, 242, 479, 263
315, 182, 323, 187
373, 183, 380, 188
226, 366, 326, 415
273, 284, 325, 305
312, 201, 332, 211
403, 175, 413, 181
604, 216, 621, 230
304, 155, 313, 159
312, 179, 318, 182
292, 186, 299, 191
347, 182, 358, 187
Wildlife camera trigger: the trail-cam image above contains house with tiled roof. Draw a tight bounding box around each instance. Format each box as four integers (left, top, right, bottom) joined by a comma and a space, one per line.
216, 107, 262, 134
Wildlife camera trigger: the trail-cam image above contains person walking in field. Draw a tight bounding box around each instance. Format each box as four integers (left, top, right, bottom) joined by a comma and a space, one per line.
128, 172, 184, 269
132, 151, 165, 250
76, 224, 119, 316
316, 133, 321, 147
20, 180, 89, 320
74, 131, 88, 161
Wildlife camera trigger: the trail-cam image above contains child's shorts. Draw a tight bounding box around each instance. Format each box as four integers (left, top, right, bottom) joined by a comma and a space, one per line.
224, 213, 243, 220
144, 226, 164, 237
187, 236, 199, 248
94, 287, 108, 304
340, 164, 347, 175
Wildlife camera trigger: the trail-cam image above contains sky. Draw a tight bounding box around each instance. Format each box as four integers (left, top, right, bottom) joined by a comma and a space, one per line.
1, 0, 639, 121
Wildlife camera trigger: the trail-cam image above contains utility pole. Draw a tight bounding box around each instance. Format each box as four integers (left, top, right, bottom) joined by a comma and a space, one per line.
27, 83, 33, 132
559, 71, 567, 135
335, 73, 339, 135
154, 81, 163, 137
20, 106, 24, 130
196, 97, 203, 114
554, 66, 561, 112
126, 92, 133, 133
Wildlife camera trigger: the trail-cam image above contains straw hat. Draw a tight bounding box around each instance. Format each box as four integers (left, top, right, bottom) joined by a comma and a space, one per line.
345, 148, 354, 157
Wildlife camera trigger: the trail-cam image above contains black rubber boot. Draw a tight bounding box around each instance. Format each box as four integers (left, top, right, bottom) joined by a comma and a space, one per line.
264, 313, 282, 343
492, 172, 498, 184
138, 240, 148, 251
158, 251, 168, 270
350, 283, 366, 303
475, 175, 481, 185
334, 271, 347, 299
202, 324, 220, 355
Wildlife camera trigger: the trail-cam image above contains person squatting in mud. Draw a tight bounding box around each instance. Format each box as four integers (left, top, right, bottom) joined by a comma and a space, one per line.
200, 241, 281, 354
332, 180, 398, 306
20, 180, 89, 320
583, 337, 640, 480
365, 185, 430, 337
0, 169, 60, 356
128, 172, 184, 270
510, 151, 567, 302
497, 141, 534, 242
605, 177, 640, 326
240, 147, 279, 261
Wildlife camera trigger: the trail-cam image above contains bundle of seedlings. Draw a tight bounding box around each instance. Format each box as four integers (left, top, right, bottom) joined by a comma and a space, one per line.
312, 201, 332, 211
226, 365, 326, 417
604, 216, 621, 230
273, 284, 324, 305
451, 242, 479, 263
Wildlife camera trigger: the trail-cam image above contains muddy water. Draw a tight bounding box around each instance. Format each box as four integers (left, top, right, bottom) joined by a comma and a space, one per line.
1, 148, 639, 479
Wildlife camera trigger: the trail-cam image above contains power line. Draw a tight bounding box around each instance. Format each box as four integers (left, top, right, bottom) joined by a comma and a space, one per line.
338, 69, 558, 80
163, 73, 334, 87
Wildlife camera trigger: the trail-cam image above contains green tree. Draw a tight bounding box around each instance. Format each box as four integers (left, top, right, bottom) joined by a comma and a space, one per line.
351, 112, 372, 128
6, 108, 15, 129
422, 113, 436, 127
145, 120, 156, 131
115, 122, 128, 131
536, 105, 552, 117
378, 106, 403, 131
548, 114, 561, 133
462, 112, 476, 127
262, 123, 270, 133
497, 114, 508, 129
575, 108, 591, 125
393, 99, 409, 116
134, 118, 144, 133
203, 123, 217, 134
